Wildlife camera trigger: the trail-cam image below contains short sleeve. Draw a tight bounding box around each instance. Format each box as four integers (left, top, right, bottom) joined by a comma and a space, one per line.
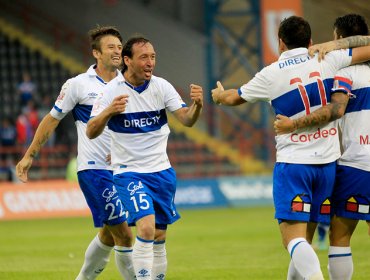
90, 84, 114, 118
162, 79, 187, 112
50, 78, 78, 120
239, 67, 271, 103
331, 67, 353, 95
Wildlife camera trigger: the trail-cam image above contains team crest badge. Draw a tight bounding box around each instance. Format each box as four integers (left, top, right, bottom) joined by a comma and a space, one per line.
346, 196, 369, 214
291, 194, 311, 213
320, 198, 331, 214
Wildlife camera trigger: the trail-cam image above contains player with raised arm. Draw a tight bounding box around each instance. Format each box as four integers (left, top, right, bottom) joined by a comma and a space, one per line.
15, 26, 135, 280
211, 16, 370, 280
86, 36, 203, 280
274, 14, 370, 280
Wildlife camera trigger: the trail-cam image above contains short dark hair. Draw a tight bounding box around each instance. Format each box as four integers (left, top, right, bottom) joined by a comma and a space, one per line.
334, 14, 369, 38
121, 36, 151, 73
278, 16, 311, 49
88, 25, 122, 52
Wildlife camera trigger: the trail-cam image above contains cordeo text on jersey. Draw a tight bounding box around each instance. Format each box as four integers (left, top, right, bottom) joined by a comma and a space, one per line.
279, 56, 311, 69
290, 127, 337, 142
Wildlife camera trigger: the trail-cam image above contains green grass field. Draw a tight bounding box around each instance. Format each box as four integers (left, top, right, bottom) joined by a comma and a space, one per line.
0, 206, 369, 279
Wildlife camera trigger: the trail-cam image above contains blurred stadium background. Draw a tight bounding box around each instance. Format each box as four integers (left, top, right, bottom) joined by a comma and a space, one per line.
1, 0, 370, 209
0, 1, 370, 278
1, 0, 369, 183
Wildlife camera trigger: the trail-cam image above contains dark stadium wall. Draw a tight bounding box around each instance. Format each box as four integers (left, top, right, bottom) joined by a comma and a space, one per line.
15, 0, 207, 93
303, 0, 370, 44
8, 0, 370, 100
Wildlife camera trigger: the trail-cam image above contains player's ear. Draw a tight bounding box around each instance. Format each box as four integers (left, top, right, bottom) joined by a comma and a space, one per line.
278, 38, 286, 54
123, 56, 130, 67
92, 49, 100, 60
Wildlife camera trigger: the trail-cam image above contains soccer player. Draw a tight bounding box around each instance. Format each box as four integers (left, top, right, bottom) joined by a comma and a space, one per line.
274, 14, 370, 280
314, 222, 329, 251
211, 16, 370, 280
86, 36, 203, 280
15, 26, 135, 280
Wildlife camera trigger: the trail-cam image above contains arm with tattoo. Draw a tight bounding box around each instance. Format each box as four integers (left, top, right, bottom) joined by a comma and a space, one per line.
334, 35, 370, 49
308, 35, 370, 61
16, 113, 60, 182
274, 92, 349, 135
26, 114, 60, 158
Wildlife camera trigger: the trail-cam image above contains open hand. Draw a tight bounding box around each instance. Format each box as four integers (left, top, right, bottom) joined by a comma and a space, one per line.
308, 41, 336, 62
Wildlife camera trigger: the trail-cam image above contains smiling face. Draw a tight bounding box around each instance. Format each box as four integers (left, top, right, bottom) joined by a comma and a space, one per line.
124, 42, 156, 86
93, 35, 123, 71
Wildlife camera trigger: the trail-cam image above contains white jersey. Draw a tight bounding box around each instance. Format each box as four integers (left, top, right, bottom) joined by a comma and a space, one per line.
50, 65, 120, 171
332, 63, 370, 171
239, 48, 353, 164
90, 74, 186, 174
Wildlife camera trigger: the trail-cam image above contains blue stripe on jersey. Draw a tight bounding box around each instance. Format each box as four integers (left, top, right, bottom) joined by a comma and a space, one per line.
96, 76, 107, 85
334, 80, 352, 93
72, 104, 93, 123
108, 109, 168, 134
345, 87, 370, 113
53, 105, 62, 112
271, 78, 334, 117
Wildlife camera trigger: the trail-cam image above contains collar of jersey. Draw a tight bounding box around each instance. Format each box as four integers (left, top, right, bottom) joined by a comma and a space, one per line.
95, 75, 107, 85
279, 47, 308, 60
124, 80, 150, 93
87, 64, 120, 85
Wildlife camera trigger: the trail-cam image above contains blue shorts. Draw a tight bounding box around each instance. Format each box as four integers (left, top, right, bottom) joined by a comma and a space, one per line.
78, 169, 128, 227
332, 165, 370, 220
114, 168, 180, 227
273, 162, 336, 224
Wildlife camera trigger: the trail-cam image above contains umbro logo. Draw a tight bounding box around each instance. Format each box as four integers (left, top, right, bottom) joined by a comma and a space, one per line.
88, 92, 99, 98
94, 268, 104, 274
138, 268, 149, 277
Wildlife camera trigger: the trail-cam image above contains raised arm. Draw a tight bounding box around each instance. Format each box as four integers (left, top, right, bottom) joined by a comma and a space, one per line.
86, 94, 129, 139
274, 92, 349, 135
172, 84, 203, 127
211, 81, 246, 106
309, 35, 370, 61
351, 45, 370, 65
16, 113, 60, 182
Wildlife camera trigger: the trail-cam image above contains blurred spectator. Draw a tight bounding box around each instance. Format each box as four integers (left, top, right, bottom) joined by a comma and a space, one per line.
0, 117, 17, 181
25, 100, 40, 135
38, 95, 53, 119
104, 0, 118, 6
0, 117, 16, 149
17, 71, 37, 108
16, 108, 33, 146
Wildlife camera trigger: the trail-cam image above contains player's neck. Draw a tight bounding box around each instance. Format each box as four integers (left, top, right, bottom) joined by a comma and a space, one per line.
123, 71, 145, 87
95, 65, 117, 83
